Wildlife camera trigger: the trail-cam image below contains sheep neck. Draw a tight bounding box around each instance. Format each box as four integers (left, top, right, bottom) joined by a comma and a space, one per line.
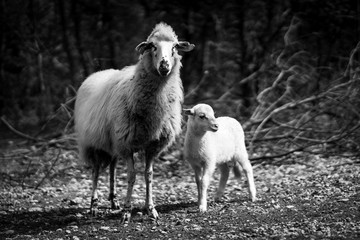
117, 58, 182, 148
131, 66, 180, 109
187, 122, 211, 138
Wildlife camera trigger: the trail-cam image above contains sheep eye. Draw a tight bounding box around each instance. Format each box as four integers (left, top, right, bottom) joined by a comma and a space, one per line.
199, 114, 206, 119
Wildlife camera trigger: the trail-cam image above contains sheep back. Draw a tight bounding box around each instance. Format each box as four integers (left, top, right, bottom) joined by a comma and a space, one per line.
75, 65, 183, 165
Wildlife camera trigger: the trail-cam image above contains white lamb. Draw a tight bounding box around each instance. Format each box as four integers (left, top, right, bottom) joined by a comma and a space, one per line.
184, 103, 256, 212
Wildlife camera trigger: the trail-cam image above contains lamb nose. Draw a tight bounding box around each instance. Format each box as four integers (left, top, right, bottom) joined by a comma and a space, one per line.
212, 123, 219, 131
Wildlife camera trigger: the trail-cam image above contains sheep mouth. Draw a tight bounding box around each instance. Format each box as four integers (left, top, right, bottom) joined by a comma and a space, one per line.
158, 68, 170, 77
210, 125, 218, 132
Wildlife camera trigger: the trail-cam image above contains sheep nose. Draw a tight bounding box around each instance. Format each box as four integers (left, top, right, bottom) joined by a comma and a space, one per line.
211, 123, 219, 132
159, 60, 170, 76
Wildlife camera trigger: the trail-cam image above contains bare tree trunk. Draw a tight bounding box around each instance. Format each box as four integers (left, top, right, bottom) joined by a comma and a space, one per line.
237, 0, 246, 77
57, 0, 76, 86
0, 0, 5, 114
71, 0, 89, 81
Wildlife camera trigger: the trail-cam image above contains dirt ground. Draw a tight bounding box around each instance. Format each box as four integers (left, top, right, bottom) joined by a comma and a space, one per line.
0, 139, 359, 239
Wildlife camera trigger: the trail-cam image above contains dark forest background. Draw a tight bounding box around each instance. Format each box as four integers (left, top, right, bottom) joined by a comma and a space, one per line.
1, 0, 359, 158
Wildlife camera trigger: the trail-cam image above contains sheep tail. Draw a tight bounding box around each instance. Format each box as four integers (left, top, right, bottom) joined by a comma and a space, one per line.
233, 162, 242, 179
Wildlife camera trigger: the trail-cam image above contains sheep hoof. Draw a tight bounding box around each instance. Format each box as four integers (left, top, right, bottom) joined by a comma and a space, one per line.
89, 207, 98, 216
147, 207, 159, 220
90, 198, 99, 216
110, 200, 120, 210
121, 209, 132, 224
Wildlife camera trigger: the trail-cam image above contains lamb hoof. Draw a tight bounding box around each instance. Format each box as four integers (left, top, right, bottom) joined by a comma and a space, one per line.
121, 209, 132, 224
199, 205, 207, 213
147, 207, 159, 220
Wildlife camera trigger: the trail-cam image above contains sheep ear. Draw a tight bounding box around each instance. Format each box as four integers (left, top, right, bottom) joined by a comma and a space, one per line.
176, 41, 195, 52
136, 42, 153, 54
183, 108, 194, 116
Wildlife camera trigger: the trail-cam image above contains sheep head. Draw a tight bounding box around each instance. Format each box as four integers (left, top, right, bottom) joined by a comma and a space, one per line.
184, 104, 219, 133
136, 22, 195, 77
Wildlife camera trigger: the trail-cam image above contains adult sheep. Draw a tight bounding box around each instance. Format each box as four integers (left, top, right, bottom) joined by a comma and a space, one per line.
74, 22, 194, 222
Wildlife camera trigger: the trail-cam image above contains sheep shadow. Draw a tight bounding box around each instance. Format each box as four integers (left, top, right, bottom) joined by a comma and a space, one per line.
105, 201, 198, 219
0, 207, 88, 237
0, 201, 199, 237
156, 201, 197, 214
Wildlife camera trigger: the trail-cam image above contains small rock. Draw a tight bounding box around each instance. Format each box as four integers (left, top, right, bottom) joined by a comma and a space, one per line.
100, 226, 110, 231
28, 207, 43, 212
69, 197, 83, 206
73, 236, 80, 240
4, 229, 14, 234
192, 224, 202, 231
69, 225, 79, 230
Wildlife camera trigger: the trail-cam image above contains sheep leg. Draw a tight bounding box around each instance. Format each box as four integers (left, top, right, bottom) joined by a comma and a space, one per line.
199, 164, 215, 213
121, 155, 136, 223
90, 164, 100, 216
109, 158, 120, 210
193, 166, 202, 205
237, 155, 257, 202
145, 157, 159, 219
215, 164, 230, 202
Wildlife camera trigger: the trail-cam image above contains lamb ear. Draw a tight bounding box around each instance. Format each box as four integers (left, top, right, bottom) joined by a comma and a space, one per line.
135, 42, 153, 54
176, 41, 195, 52
183, 108, 195, 116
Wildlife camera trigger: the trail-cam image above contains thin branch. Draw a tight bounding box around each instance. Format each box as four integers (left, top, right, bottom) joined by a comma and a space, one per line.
1, 116, 42, 142
250, 143, 313, 163
249, 77, 360, 151
344, 41, 360, 78
34, 149, 61, 189
250, 120, 360, 163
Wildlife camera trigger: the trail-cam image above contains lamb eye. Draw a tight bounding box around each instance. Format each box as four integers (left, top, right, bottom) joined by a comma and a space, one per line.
199, 115, 206, 119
